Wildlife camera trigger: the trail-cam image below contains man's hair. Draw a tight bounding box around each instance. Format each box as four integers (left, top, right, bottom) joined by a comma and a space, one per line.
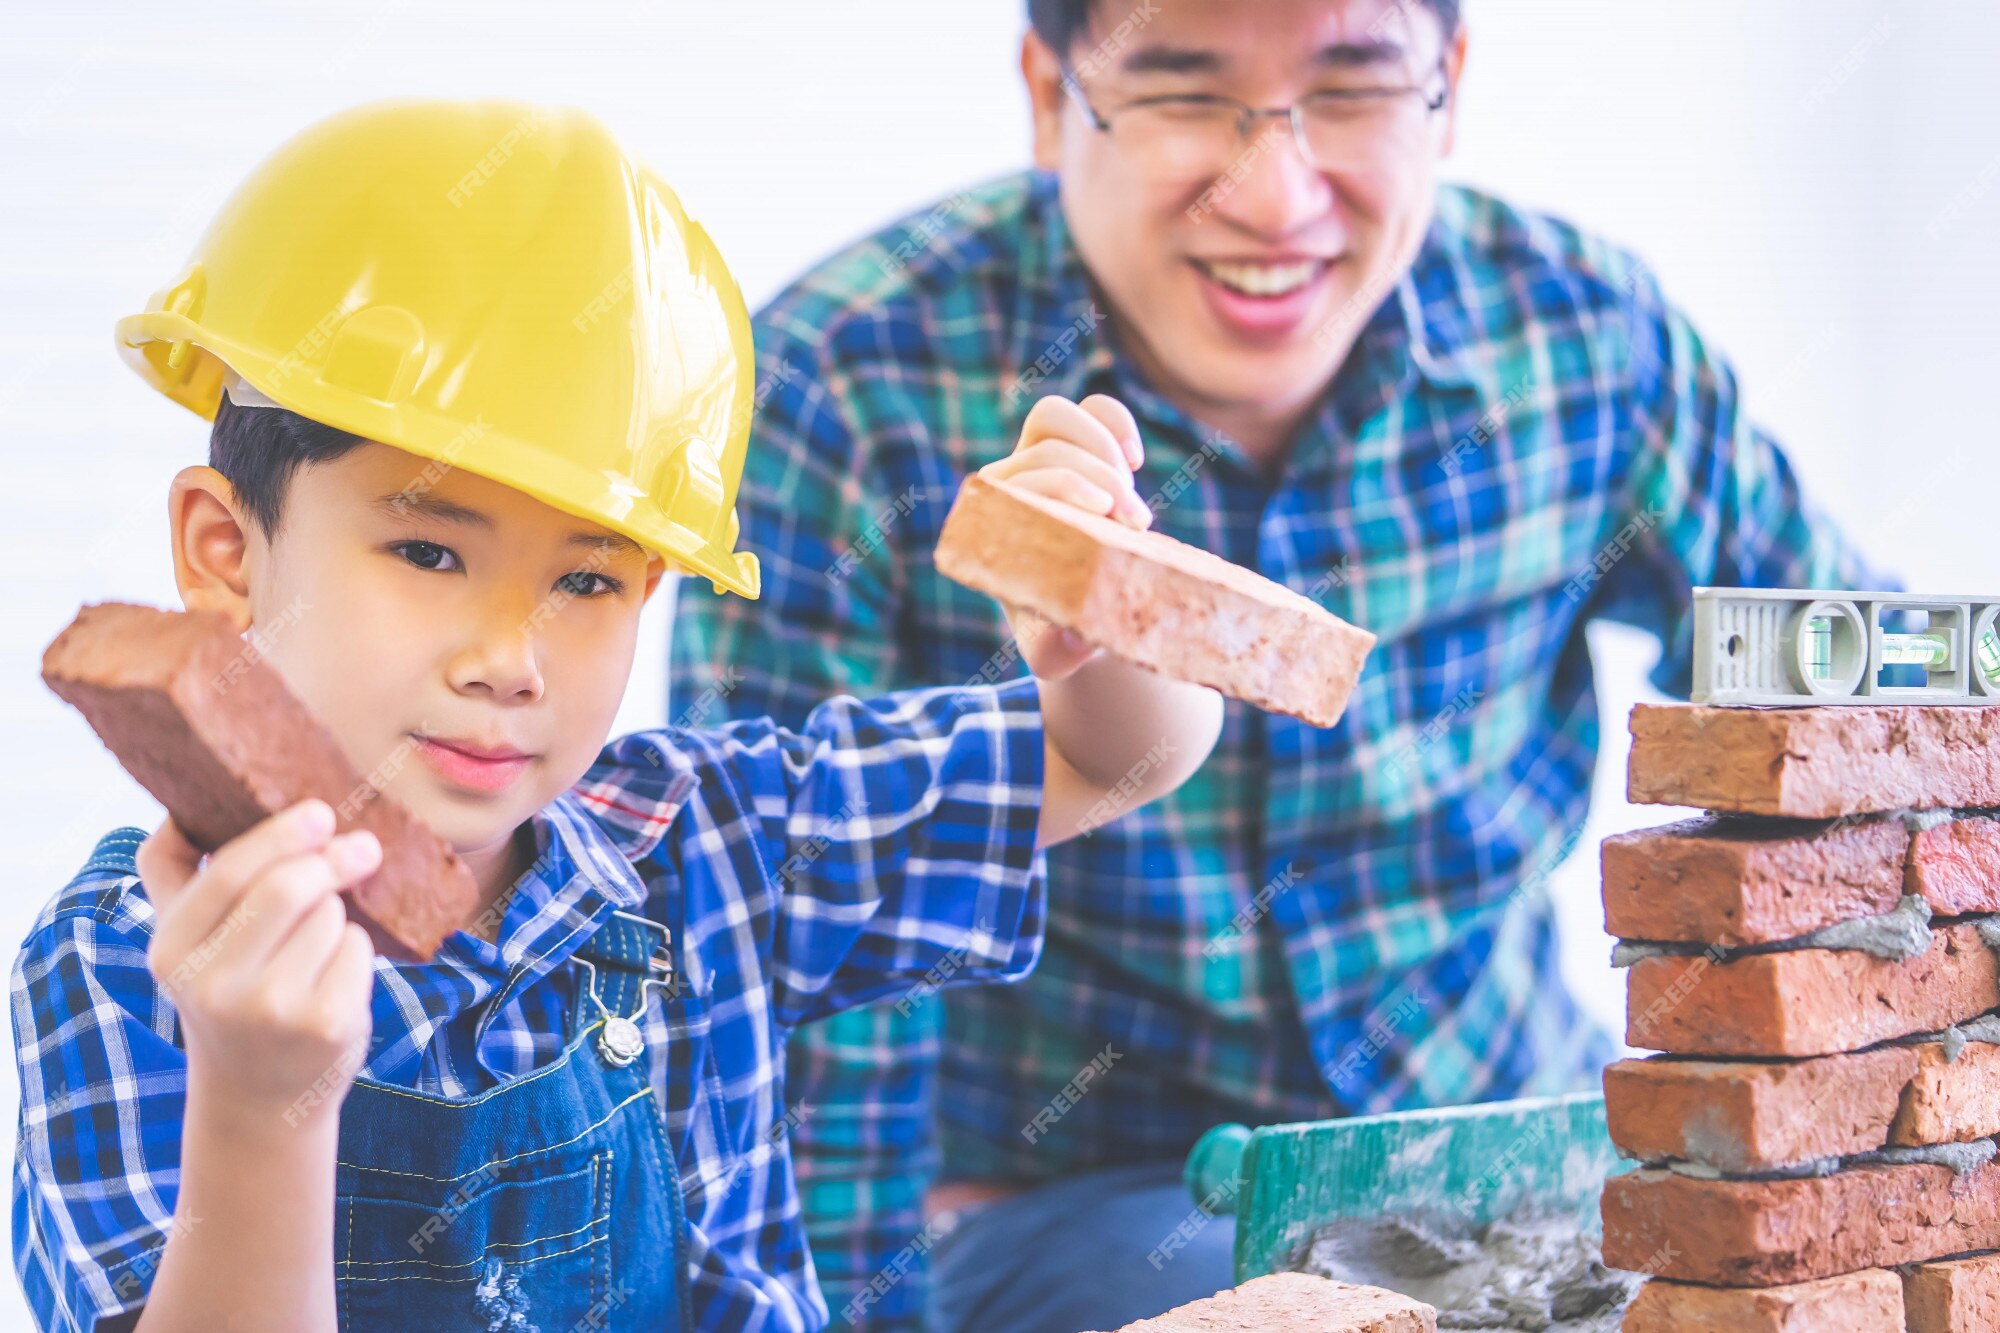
1027, 0, 1461, 57
209, 392, 366, 539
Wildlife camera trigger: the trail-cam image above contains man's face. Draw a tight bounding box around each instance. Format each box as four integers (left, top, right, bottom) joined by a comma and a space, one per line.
1026, 0, 1463, 433
232, 441, 662, 867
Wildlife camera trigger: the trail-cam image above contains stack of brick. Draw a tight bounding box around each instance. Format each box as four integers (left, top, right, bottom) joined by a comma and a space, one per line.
1598, 703, 2000, 1331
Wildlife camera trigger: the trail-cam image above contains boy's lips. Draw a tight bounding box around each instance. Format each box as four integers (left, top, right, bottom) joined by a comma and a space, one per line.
411, 733, 534, 793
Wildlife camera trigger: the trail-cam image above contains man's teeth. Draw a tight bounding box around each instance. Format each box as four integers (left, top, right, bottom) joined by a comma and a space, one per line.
1200, 260, 1322, 297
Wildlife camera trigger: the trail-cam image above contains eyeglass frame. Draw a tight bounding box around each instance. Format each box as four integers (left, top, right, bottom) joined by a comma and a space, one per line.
1059, 57, 1452, 176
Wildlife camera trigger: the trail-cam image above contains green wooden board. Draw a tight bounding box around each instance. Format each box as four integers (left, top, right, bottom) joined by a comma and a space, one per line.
1184, 1091, 1628, 1282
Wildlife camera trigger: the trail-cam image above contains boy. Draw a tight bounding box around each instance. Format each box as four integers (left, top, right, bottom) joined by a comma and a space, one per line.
10, 100, 1222, 1332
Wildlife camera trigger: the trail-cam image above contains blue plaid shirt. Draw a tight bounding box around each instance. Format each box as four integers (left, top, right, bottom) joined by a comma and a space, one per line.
668, 170, 1879, 1327
10, 681, 1044, 1332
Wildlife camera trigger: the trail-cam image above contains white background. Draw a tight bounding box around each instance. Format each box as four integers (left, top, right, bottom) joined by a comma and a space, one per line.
3, 2, 1998, 1324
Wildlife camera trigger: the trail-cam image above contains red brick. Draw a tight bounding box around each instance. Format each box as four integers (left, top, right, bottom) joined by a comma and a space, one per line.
40, 602, 478, 961
1621, 1269, 1903, 1331
1604, 1049, 1921, 1171
1090, 1273, 1435, 1332
1602, 815, 1909, 946
1624, 923, 2000, 1057
1627, 703, 2000, 818
1601, 1158, 2000, 1287
1910, 815, 2000, 915
1894, 1043, 2000, 1146
1904, 1251, 2000, 1332
934, 474, 1375, 727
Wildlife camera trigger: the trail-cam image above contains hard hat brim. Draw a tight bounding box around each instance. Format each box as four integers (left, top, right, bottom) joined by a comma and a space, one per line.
117, 311, 762, 600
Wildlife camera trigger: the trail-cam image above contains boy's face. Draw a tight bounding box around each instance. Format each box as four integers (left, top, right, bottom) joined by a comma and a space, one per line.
180, 439, 665, 880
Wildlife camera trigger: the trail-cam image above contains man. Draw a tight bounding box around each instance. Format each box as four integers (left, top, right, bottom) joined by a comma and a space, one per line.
670, 2, 1876, 1329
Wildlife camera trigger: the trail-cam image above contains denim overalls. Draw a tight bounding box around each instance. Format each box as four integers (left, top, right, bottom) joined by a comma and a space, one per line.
331, 907, 690, 1331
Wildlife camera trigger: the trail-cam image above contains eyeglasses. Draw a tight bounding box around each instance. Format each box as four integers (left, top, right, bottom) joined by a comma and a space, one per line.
1062, 62, 1450, 183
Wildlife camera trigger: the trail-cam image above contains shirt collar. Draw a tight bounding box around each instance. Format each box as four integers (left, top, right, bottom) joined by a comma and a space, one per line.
430, 754, 700, 981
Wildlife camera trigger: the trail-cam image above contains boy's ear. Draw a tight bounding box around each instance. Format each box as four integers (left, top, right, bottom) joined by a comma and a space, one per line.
639, 555, 676, 603
167, 465, 255, 631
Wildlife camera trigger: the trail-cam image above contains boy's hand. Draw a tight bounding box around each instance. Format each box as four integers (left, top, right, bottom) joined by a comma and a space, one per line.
981, 393, 1151, 680
136, 798, 379, 1127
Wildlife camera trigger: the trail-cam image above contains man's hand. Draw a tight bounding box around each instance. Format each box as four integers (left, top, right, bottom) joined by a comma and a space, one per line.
137, 798, 378, 1122
982, 393, 1152, 681
981, 394, 1225, 848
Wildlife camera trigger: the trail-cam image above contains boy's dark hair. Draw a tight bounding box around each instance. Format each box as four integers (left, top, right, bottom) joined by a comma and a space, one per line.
209, 392, 366, 538
1028, 0, 1462, 57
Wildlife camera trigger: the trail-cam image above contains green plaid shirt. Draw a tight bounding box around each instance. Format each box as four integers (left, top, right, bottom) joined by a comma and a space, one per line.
668, 170, 1874, 1328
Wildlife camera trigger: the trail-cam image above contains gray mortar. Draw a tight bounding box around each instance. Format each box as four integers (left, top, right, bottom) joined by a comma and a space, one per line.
1649, 1136, 1997, 1181
1610, 894, 1939, 968
1296, 1209, 1638, 1331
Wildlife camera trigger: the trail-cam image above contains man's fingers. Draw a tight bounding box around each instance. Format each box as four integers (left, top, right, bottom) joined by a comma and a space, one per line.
1019, 396, 1130, 475
1001, 466, 1118, 518
1078, 394, 1143, 471
992, 439, 1138, 508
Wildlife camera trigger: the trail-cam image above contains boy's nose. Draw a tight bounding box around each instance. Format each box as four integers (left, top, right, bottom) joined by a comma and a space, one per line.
447, 605, 546, 703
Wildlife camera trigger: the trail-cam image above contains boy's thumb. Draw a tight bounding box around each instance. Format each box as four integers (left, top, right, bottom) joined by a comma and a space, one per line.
134, 817, 204, 909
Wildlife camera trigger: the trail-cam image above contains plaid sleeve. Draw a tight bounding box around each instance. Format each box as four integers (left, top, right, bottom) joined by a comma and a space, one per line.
1593, 265, 1891, 697
691, 676, 1045, 1033
12, 843, 185, 1333
669, 316, 948, 1328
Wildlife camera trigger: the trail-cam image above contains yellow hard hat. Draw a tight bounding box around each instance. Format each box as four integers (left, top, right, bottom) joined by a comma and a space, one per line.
117, 98, 760, 598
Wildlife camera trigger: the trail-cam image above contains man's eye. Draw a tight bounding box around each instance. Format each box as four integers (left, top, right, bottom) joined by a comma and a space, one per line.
556, 571, 623, 598
393, 541, 461, 572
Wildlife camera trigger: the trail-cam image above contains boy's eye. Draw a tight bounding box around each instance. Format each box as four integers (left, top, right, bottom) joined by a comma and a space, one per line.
555, 571, 624, 598
392, 540, 462, 573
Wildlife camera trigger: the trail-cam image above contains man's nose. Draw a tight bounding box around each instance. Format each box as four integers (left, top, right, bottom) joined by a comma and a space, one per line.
447, 597, 546, 702
1209, 123, 1339, 236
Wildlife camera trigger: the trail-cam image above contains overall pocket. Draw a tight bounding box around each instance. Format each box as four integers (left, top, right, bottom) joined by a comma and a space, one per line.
335, 1148, 611, 1329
